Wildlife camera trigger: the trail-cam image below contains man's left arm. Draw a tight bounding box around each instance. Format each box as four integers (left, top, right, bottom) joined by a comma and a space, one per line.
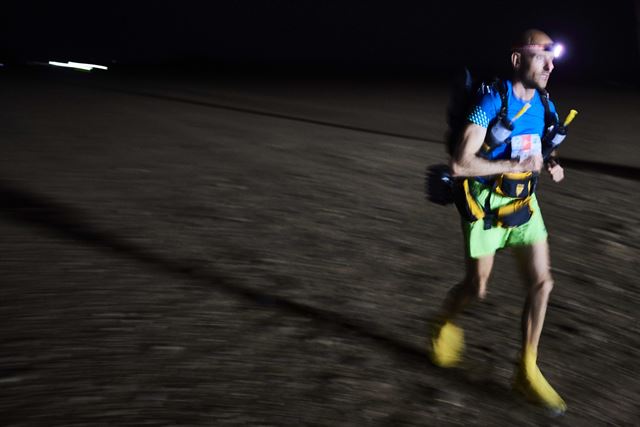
544, 101, 564, 183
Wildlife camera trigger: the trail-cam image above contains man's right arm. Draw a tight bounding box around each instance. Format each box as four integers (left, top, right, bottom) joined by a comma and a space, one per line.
449, 123, 542, 177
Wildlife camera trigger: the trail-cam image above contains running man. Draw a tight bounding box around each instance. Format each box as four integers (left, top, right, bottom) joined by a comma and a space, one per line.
430, 29, 568, 414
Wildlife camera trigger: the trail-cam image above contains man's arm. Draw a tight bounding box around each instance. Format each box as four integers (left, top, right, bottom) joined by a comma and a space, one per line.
449, 123, 542, 177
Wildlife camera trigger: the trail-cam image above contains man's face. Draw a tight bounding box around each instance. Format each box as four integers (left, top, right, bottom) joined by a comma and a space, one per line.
518, 48, 555, 89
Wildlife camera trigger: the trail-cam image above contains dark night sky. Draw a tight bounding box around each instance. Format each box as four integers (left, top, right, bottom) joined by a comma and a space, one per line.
3, 1, 640, 83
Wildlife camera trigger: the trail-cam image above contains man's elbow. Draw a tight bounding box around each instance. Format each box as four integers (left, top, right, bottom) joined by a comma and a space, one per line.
449, 158, 467, 177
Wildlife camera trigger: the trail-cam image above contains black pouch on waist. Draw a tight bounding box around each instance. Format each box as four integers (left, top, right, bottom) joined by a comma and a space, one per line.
494, 172, 534, 198
495, 198, 533, 228
426, 164, 455, 205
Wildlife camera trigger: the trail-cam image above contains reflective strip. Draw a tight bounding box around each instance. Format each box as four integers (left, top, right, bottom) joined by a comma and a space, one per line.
496, 197, 532, 217
494, 178, 507, 196
463, 179, 485, 220
502, 171, 532, 179
493, 172, 533, 198
496, 203, 534, 228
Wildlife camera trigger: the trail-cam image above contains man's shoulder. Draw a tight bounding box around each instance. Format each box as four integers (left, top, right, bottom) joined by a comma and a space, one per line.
466, 77, 510, 126
475, 81, 505, 110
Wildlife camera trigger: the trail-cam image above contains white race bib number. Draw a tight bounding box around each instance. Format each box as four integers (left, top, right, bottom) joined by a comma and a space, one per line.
510, 134, 541, 160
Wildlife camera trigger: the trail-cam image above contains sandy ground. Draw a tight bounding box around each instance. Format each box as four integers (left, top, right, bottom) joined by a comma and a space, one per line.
1, 68, 639, 426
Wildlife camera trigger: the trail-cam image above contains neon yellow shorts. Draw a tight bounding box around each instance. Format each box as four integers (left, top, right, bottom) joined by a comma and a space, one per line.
462, 180, 548, 259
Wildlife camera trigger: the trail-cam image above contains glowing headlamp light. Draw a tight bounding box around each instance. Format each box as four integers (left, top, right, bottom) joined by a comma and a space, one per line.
516, 42, 564, 58
549, 43, 564, 58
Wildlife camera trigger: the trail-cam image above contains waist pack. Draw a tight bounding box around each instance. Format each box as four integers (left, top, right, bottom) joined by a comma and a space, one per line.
453, 177, 534, 229
493, 171, 538, 198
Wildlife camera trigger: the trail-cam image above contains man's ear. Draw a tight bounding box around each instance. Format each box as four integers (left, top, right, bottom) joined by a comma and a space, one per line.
511, 52, 521, 70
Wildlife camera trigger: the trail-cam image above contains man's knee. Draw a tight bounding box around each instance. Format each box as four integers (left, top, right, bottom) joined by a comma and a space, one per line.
532, 276, 554, 296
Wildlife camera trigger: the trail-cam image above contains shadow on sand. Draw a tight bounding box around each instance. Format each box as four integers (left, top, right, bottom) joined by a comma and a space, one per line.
1, 179, 519, 402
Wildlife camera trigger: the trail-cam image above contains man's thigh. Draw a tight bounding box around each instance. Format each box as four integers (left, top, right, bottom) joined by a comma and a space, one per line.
505, 195, 548, 248
512, 239, 552, 285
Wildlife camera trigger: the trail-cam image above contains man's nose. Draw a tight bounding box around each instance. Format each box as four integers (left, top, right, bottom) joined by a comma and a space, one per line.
544, 58, 554, 72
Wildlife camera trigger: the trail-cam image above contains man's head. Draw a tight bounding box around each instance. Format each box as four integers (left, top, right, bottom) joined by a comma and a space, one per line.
511, 29, 559, 90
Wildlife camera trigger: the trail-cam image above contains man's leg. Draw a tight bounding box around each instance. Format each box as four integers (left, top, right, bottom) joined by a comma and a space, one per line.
439, 254, 495, 319
512, 239, 566, 413
513, 240, 553, 353
430, 254, 495, 367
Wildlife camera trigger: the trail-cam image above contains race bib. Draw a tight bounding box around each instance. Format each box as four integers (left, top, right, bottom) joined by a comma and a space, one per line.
510, 134, 541, 160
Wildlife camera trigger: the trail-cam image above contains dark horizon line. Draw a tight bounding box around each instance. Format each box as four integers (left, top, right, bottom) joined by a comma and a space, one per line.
4, 58, 639, 87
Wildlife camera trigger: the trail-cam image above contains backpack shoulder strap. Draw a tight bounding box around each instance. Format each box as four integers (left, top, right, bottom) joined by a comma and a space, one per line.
477, 77, 508, 121
537, 88, 557, 129
495, 79, 509, 120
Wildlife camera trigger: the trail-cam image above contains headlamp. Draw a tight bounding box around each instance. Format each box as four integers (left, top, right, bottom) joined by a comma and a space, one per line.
515, 42, 564, 59
549, 43, 564, 58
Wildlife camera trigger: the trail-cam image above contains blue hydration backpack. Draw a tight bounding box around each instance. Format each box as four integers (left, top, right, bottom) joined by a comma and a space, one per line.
427, 68, 555, 206
427, 68, 507, 205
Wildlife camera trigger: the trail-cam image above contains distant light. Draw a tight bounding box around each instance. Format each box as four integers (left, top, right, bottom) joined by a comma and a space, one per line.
49, 61, 93, 70
69, 61, 108, 70
48, 61, 108, 71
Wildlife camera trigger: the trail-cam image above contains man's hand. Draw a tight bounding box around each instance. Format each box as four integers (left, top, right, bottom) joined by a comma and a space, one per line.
546, 161, 564, 182
516, 154, 543, 173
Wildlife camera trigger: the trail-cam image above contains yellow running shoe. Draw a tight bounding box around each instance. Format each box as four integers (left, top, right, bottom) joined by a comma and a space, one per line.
513, 348, 567, 415
430, 321, 464, 368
